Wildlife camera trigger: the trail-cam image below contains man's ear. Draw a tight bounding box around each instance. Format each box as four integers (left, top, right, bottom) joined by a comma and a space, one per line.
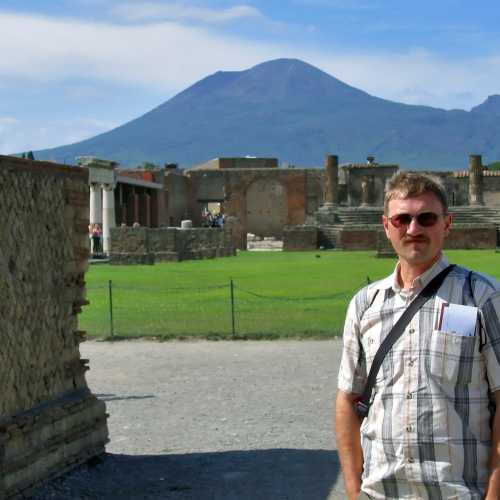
382, 215, 390, 238
443, 213, 453, 237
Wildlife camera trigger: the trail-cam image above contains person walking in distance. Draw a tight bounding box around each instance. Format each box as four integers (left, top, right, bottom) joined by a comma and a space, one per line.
335, 172, 500, 499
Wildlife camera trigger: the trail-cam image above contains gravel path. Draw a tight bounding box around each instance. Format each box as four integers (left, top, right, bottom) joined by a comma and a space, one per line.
31, 340, 347, 499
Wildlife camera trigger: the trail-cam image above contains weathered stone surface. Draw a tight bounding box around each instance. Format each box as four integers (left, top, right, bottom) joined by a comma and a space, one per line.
283, 226, 318, 251
0, 155, 108, 499
184, 167, 323, 246
445, 224, 497, 249
110, 226, 235, 264
337, 227, 379, 250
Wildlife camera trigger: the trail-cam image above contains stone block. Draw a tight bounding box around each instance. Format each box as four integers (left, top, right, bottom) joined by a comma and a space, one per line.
337, 227, 378, 250
283, 226, 318, 251
445, 224, 497, 249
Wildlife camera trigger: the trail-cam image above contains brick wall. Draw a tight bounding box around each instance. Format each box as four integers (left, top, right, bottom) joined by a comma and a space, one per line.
445, 224, 497, 249
337, 224, 497, 251
0, 156, 108, 499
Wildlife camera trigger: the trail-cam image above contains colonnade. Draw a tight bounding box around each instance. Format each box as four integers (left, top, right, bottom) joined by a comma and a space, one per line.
321, 153, 486, 209
89, 182, 116, 254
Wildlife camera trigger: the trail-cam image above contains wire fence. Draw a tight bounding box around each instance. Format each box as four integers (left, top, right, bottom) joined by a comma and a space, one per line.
79, 278, 369, 339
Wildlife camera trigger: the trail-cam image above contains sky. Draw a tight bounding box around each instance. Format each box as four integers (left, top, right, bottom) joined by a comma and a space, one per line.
2, 0, 500, 155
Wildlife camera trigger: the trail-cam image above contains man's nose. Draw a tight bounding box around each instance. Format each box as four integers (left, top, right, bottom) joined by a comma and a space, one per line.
406, 218, 423, 234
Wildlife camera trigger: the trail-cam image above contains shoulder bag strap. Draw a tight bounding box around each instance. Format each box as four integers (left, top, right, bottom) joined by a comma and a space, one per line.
354, 264, 455, 419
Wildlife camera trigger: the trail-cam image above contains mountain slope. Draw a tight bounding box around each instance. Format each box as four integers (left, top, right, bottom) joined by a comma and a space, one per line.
34, 59, 500, 169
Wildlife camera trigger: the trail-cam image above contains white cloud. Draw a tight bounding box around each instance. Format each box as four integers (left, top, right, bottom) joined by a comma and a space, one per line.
0, 117, 19, 128
111, 2, 264, 24
291, 0, 380, 9
0, 11, 281, 93
2, 10, 499, 111
312, 49, 500, 110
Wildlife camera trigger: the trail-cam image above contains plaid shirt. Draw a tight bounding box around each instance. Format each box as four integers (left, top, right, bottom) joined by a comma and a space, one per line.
338, 255, 500, 499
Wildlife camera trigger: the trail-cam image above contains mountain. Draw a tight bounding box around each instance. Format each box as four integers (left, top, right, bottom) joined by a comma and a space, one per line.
33, 58, 500, 170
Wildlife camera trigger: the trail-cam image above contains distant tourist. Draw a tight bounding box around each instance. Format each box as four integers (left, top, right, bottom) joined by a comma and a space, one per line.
90, 223, 102, 254
132, 222, 141, 228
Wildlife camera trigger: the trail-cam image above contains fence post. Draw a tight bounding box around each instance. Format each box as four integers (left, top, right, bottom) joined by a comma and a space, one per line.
108, 279, 114, 338
230, 278, 236, 337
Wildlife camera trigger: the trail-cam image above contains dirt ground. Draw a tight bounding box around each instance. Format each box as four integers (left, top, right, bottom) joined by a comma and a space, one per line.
31, 339, 347, 499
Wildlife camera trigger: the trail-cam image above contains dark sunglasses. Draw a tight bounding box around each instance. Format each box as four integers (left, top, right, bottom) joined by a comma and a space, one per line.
387, 212, 445, 228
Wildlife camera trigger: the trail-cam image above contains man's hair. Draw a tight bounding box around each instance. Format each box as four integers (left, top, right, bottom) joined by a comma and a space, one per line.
384, 172, 448, 214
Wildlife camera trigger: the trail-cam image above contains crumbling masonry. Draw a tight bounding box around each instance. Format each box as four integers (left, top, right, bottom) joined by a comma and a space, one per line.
0, 155, 108, 498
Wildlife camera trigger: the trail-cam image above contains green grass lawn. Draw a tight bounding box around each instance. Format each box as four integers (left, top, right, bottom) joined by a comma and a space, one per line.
80, 250, 500, 339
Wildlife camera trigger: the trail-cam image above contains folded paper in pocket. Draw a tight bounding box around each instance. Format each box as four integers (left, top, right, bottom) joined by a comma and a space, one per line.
439, 303, 478, 337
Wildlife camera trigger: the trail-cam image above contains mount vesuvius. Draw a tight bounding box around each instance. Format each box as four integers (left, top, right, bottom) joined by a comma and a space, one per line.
33, 58, 500, 170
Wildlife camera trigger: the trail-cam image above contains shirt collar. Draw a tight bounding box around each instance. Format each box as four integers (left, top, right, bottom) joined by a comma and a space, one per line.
373, 254, 450, 293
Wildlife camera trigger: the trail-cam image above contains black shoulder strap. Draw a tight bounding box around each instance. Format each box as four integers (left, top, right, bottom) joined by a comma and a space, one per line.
355, 264, 455, 419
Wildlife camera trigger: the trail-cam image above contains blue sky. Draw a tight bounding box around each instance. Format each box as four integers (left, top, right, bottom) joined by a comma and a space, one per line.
2, 0, 500, 155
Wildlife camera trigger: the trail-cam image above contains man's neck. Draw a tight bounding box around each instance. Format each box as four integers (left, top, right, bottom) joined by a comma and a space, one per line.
397, 255, 441, 290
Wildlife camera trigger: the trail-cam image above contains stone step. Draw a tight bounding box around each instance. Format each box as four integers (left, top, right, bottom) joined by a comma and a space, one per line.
449, 206, 500, 226
316, 206, 500, 229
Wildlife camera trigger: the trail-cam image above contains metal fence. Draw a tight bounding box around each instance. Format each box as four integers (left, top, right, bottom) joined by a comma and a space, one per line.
79, 279, 367, 339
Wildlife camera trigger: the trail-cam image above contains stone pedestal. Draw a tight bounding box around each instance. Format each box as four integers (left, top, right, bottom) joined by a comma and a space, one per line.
283, 225, 318, 251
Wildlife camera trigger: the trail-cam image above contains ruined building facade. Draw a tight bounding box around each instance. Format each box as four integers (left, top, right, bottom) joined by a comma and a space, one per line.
82, 154, 500, 252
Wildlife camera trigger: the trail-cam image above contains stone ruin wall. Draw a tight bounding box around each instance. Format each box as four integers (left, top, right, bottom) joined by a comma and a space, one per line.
0, 156, 108, 498
110, 226, 236, 264
143, 155, 500, 251
186, 168, 323, 247
332, 225, 498, 252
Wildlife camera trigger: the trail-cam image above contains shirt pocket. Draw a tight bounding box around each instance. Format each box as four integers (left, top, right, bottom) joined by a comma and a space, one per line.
426, 329, 482, 386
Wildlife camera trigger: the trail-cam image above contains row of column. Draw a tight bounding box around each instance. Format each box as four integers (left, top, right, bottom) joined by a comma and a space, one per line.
89, 183, 116, 254
322, 153, 486, 208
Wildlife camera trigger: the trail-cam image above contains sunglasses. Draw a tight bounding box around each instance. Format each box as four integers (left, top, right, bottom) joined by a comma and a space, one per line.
387, 212, 445, 228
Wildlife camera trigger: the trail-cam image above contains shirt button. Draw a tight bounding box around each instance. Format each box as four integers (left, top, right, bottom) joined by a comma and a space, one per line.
408, 457, 414, 463
369, 338, 374, 344
406, 425, 414, 432
406, 393, 413, 399
408, 359, 415, 366
409, 328, 415, 334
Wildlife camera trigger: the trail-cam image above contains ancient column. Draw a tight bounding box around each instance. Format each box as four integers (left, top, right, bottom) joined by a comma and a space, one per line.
89, 183, 102, 224
469, 154, 484, 206
323, 154, 339, 206
102, 184, 116, 254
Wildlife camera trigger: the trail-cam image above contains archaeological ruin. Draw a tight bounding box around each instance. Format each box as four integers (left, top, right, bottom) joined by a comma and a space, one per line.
0, 155, 108, 498
79, 153, 500, 254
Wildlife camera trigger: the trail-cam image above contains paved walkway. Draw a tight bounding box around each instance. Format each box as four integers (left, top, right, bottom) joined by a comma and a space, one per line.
32, 340, 347, 499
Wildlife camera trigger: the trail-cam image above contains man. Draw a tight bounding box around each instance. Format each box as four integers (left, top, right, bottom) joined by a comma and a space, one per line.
335, 172, 500, 499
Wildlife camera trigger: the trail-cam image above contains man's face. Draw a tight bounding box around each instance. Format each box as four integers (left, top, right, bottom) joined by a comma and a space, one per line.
383, 192, 452, 268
